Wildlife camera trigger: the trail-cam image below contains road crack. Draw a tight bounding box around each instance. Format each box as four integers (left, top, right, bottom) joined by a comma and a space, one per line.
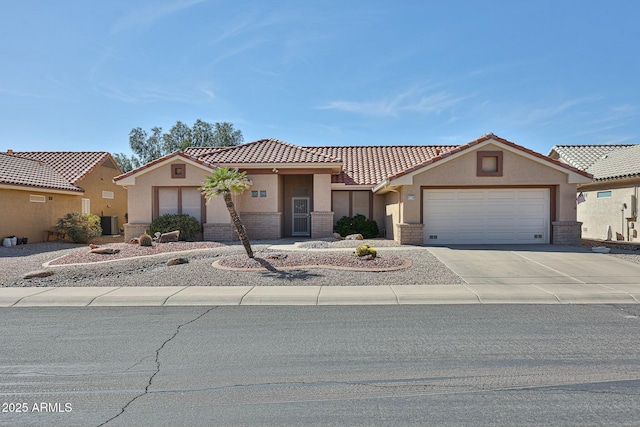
96, 306, 218, 427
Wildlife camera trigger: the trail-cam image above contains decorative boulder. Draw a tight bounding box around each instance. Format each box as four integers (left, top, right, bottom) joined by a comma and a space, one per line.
129, 238, 140, 244
90, 248, 121, 254
23, 270, 54, 279
345, 233, 364, 240
158, 230, 180, 243
333, 232, 344, 240
167, 257, 189, 266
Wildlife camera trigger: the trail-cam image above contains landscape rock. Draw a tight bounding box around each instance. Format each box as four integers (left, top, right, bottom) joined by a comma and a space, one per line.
158, 230, 180, 243
23, 270, 53, 279
90, 248, 121, 254
128, 238, 140, 244
167, 257, 189, 266
333, 232, 344, 240
345, 233, 364, 240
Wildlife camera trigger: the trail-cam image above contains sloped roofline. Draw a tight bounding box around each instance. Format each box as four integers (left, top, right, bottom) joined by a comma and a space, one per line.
13, 151, 122, 185
113, 151, 217, 182
372, 133, 593, 193
0, 152, 84, 193
389, 133, 592, 181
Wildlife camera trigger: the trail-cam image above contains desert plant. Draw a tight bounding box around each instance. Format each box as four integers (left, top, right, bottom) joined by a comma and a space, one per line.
149, 214, 201, 241
56, 212, 102, 243
139, 233, 153, 247
355, 243, 377, 258
200, 167, 254, 258
336, 214, 380, 238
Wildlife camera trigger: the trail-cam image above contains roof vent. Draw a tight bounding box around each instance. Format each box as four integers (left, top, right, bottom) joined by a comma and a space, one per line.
7, 149, 13, 155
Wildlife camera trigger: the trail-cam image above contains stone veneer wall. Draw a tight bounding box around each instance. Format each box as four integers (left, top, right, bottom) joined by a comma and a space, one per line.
552, 221, 582, 246
240, 212, 282, 240
123, 223, 150, 242
311, 211, 334, 238
203, 223, 236, 241
395, 223, 424, 245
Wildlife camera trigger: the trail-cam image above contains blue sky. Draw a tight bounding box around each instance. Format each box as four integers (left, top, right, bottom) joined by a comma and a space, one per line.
2, 1, 638, 157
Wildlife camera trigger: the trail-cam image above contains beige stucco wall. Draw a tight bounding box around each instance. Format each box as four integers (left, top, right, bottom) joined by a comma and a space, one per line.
125, 161, 212, 224
384, 190, 401, 240
398, 144, 578, 223
1, 162, 127, 242
240, 174, 279, 212
313, 173, 332, 211
79, 163, 128, 230
576, 181, 639, 241
0, 188, 80, 243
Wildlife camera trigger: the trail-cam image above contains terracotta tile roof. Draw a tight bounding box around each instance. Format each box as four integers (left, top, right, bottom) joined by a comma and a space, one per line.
12, 151, 118, 185
115, 134, 593, 188
385, 133, 593, 182
548, 144, 635, 170
586, 144, 640, 181
0, 152, 83, 192
186, 139, 341, 165
306, 145, 457, 185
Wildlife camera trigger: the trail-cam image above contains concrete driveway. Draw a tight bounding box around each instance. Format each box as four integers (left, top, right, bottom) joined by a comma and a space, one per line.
427, 245, 640, 285
426, 245, 640, 303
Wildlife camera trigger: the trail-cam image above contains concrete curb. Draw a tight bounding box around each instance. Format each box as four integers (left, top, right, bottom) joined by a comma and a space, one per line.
3, 283, 640, 307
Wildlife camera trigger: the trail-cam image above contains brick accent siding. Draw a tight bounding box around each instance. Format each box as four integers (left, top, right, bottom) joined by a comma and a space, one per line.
203, 223, 235, 241
395, 223, 424, 245
240, 212, 283, 240
123, 223, 150, 242
311, 211, 334, 238
552, 221, 582, 246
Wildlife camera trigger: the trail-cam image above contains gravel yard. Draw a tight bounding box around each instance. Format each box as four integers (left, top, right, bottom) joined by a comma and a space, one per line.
0, 240, 464, 287
4, 239, 637, 288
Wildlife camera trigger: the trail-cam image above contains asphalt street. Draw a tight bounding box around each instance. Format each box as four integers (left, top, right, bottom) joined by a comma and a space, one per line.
1, 305, 640, 426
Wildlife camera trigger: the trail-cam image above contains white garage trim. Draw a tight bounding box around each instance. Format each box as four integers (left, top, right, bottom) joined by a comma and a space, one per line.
423, 188, 551, 244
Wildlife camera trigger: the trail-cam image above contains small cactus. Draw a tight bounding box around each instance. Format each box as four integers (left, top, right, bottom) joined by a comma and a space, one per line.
139, 233, 153, 247
355, 243, 376, 258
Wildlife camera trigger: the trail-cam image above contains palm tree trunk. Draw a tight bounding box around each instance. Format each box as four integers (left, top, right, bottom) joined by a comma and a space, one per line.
223, 193, 254, 258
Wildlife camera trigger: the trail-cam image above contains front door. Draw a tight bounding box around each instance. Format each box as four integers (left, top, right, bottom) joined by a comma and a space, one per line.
292, 197, 310, 236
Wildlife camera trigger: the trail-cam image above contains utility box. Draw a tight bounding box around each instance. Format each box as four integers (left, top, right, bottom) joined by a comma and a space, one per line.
100, 216, 118, 235
624, 195, 637, 218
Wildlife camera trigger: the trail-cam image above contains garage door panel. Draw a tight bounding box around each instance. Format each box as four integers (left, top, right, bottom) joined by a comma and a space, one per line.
457, 191, 487, 200
487, 191, 516, 200
423, 188, 550, 244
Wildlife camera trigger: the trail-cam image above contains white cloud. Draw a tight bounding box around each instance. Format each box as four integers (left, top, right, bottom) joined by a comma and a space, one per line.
111, 0, 206, 34
319, 86, 472, 117
95, 82, 213, 104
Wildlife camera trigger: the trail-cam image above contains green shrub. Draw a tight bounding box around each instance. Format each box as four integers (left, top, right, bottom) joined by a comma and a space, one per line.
56, 212, 102, 243
336, 214, 380, 238
149, 214, 201, 241
139, 233, 153, 247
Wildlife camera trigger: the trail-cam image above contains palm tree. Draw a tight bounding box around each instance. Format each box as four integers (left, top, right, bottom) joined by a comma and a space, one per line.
200, 167, 254, 258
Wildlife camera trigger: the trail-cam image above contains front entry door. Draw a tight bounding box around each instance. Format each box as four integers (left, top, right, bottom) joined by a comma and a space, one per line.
292, 197, 310, 236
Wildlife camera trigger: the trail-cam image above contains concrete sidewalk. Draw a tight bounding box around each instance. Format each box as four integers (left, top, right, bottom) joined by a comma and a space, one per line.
2, 283, 640, 307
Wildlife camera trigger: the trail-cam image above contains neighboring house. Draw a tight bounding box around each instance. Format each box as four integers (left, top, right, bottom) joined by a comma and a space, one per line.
549, 144, 639, 241
0, 151, 127, 242
114, 133, 591, 245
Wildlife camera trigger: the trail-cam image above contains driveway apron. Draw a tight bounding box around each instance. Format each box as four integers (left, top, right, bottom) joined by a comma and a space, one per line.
427, 245, 640, 286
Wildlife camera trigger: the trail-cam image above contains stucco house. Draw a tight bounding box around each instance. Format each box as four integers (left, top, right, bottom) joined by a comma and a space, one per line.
114, 133, 591, 245
549, 144, 639, 241
0, 151, 127, 242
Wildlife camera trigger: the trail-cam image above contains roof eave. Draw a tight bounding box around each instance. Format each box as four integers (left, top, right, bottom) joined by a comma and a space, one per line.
0, 183, 83, 195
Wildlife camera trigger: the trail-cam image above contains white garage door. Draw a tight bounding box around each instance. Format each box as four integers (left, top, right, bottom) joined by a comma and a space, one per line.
423, 188, 550, 244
